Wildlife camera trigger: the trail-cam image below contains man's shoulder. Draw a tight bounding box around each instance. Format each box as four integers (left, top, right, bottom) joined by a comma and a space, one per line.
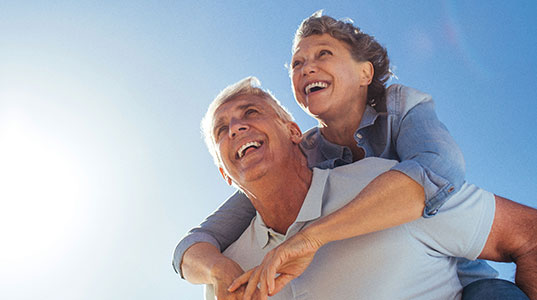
316, 158, 398, 212
328, 157, 397, 178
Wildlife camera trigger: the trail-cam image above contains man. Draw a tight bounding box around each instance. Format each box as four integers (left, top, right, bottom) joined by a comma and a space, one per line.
184, 77, 537, 299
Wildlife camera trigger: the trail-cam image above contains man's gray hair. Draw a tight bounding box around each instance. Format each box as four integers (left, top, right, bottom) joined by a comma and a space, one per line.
201, 76, 294, 165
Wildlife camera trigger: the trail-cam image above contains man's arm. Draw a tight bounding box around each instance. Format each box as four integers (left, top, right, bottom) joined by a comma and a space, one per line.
182, 242, 256, 299
479, 195, 537, 299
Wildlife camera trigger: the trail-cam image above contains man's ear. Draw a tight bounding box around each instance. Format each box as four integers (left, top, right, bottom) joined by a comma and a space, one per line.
288, 122, 303, 144
359, 61, 374, 86
219, 167, 232, 185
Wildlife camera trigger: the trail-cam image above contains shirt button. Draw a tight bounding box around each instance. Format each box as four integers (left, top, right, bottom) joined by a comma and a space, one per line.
355, 133, 362, 139
448, 186, 455, 193
430, 209, 438, 215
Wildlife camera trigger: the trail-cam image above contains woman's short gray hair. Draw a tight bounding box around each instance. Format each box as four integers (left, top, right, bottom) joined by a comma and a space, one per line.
201, 76, 294, 165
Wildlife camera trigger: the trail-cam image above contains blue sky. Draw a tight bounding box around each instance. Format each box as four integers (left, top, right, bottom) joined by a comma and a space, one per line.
1, 1, 536, 299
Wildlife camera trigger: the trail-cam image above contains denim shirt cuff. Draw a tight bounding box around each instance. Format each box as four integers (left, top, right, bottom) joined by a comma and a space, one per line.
390, 160, 457, 218
173, 232, 221, 279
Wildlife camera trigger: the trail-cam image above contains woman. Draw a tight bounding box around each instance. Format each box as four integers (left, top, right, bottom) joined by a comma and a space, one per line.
177, 12, 526, 299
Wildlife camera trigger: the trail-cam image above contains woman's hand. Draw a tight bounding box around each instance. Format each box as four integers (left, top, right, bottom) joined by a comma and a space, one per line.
228, 231, 323, 299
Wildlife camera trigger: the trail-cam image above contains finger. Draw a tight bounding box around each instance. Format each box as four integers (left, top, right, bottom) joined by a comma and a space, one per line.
252, 287, 264, 300
258, 265, 269, 300
242, 268, 261, 300
264, 255, 282, 294
228, 269, 254, 292
270, 274, 295, 296
260, 288, 268, 300
234, 286, 247, 300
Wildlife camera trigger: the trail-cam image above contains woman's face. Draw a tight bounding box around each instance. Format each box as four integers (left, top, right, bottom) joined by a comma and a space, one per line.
290, 34, 371, 122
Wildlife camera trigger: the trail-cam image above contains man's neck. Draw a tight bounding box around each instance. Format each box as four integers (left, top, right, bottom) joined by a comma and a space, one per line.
242, 152, 312, 234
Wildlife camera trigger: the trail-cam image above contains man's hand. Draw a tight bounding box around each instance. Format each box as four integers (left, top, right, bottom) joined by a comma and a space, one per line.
228, 231, 323, 299
181, 242, 260, 299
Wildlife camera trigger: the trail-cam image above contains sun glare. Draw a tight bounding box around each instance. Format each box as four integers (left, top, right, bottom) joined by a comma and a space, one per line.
0, 111, 83, 278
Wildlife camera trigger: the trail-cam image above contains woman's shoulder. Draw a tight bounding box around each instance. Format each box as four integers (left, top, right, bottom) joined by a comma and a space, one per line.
385, 84, 434, 116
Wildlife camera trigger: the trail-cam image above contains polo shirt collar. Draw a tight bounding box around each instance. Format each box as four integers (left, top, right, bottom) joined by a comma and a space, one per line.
252, 168, 331, 248
294, 168, 329, 223
253, 212, 271, 249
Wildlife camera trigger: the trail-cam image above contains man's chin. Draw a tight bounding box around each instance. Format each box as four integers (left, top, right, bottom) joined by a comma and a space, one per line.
234, 164, 270, 184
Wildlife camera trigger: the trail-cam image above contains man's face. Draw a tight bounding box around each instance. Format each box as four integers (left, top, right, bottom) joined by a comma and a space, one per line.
211, 94, 299, 186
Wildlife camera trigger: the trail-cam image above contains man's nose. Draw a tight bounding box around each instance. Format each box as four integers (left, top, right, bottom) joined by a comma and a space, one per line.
229, 119, 249, 138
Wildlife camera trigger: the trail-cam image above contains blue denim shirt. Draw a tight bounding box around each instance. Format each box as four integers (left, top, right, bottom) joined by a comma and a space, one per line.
300, 84, 465, 216
174, 84, 496, 283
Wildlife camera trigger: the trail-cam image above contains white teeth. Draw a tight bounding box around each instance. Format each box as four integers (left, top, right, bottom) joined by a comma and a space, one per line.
237, 141, 261, 158
305, 82, 328, 95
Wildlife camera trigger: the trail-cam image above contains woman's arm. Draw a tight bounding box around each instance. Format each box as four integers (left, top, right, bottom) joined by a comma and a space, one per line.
231, 169, 425, 299
172, 190, 256, 278
389, 92, 466, 216
182, 242, 258, 299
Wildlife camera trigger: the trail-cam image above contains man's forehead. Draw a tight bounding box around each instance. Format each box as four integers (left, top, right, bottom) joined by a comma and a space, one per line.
213, 95, 271, 120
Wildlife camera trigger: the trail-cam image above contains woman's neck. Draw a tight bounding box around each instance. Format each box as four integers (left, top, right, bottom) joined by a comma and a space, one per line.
318, 105, 366, 162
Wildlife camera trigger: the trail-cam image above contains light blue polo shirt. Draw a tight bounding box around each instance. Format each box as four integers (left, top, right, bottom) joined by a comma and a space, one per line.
205, 157, 495, 300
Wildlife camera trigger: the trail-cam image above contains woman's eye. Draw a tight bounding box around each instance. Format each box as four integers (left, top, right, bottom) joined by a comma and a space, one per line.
291, 60, 302, 68
319, 49, 332, 57
245, 109, 258, 116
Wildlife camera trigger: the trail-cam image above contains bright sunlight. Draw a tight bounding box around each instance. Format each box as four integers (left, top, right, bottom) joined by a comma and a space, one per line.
0, 109, 83, 279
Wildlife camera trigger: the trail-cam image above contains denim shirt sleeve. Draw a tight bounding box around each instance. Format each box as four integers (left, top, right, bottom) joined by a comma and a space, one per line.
172, 190, 256, 278
389, 97, 466, 217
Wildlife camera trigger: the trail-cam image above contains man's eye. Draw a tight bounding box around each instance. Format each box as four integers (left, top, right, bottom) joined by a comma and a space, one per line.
216, 126, 228, 138
291, 60, 302, 68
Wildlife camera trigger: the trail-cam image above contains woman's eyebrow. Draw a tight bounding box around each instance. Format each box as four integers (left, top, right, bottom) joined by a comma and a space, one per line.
293, 42, 334, 56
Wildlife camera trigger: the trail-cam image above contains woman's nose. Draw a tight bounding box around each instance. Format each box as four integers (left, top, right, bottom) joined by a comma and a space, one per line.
302, 61, 317, 76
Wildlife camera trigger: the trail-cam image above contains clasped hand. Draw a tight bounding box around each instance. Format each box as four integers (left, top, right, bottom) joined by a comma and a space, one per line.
227, 231, 323, 300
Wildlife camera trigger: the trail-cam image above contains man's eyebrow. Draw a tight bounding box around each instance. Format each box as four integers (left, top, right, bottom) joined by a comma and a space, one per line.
212, 102, 261, 132
212, 117, 226, 134
237, 103, 258, 111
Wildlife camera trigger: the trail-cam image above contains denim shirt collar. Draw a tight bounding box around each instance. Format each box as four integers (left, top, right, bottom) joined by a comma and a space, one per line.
299, 105, 381, 169
358, 104, 380, 131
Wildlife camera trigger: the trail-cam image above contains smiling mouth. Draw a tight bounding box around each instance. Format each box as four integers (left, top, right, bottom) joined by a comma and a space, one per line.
304, 81, 328, 95
237, 141, 263, 159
